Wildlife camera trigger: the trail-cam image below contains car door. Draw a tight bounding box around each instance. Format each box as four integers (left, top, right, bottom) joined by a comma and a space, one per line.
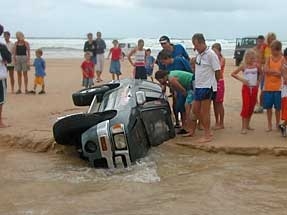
140, 100, 175, 146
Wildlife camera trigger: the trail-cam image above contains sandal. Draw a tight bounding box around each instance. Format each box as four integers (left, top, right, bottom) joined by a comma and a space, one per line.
38, 90, 46, 94
15, 90, 22, 94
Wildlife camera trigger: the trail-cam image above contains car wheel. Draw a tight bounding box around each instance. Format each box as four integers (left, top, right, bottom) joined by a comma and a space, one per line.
53, 110, 117, 146
235, 58, 242, 66
72, 85, 111, 106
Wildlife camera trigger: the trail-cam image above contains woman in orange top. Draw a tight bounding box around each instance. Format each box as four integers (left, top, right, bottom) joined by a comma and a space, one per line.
263, 40, 283, 131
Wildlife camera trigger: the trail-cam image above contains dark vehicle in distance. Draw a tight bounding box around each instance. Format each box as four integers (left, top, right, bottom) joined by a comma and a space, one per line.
234, 37, 257, 66
53, 79, 175, 168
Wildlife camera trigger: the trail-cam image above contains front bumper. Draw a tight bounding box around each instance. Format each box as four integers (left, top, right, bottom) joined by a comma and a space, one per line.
82, 120, 131, 168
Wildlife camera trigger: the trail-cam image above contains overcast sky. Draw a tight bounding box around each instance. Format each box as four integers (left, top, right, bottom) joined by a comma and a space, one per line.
2, 0, 286, 39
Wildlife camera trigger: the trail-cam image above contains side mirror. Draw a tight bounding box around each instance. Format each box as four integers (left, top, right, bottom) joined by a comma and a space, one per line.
136, 91, 146, 105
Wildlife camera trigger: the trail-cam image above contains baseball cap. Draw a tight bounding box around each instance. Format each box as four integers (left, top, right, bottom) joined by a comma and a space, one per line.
159, 35, 170, 44
0, 24, 3, 36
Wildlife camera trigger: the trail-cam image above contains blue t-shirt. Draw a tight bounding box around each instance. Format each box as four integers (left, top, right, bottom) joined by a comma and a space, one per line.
157, 44, 190, 70
166, 56, 192, 72
145, 55, 155, 70
33, 57, 46, 77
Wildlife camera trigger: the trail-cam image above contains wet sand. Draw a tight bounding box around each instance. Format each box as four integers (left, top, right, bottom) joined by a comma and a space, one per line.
0, 58, 286, 155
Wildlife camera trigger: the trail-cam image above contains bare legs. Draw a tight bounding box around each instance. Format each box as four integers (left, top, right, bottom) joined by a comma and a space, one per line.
266, 109, 280, 131
8, 69, 15, 93
192, 99, 213, 143
213, 101, 225, 129
0, 104, 8, 128
16, 71, 28, 93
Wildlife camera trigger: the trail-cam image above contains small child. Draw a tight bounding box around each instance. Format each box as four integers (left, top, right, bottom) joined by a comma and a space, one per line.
279, 48, 287, 137
145, 49, 155, 81
128, 39, 147, 79
81, 52, 94, 89
29, 49, 46, 94
212, 43, 225, 130
232, 49, 261, 134
108, 40, 122, 81
263, 40, 283, 131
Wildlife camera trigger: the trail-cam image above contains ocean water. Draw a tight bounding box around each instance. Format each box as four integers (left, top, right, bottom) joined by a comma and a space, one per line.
14, 37, 287, 59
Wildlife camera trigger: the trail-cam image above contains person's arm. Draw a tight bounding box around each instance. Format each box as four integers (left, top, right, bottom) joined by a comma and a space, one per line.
25, 41, 30, 65
103, 40, 106, 50
281, 61, 287, 84
83, 41, 88, 52
42, 59, 46, 71
128, 48, 136, 67
169, 77, 187, 96
0, 44, 12, 64
107, 48, 112, 59
12, 42, 16, 63
231, 65, 249, 85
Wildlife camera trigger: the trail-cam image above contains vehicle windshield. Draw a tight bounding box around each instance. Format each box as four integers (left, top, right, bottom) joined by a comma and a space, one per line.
236, 38, 257, 48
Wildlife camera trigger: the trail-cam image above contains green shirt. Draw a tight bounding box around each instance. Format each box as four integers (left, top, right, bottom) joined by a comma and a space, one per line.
168, 70, 194, 90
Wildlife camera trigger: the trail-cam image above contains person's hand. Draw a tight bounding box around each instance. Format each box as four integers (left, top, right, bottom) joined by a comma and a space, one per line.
242, 79, 249, 86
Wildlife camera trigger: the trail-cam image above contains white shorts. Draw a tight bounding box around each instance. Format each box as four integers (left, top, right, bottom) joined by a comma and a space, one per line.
96, 54, 105, 72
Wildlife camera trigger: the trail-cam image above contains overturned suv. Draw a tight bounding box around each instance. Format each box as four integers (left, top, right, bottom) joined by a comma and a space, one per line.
53, 79, 175, 168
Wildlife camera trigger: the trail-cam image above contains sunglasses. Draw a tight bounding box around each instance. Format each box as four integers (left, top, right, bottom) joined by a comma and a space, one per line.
160, 42, 167, 45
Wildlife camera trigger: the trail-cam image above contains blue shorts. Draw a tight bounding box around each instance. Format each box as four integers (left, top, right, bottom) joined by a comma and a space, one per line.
263, 91, 281, 110
110, 60, 121, 75
194, 88, 213, 101
175, 92, 186, 113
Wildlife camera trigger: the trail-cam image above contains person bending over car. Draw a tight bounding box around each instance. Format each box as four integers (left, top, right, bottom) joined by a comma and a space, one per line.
155, 70, 196, 136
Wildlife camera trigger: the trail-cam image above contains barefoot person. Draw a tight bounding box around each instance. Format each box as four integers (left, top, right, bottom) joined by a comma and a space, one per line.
3, 31, 15, 93
212, 43, 225, 130
279, 48, 287, 137
263, 40, 283, 131
232, 49, 261, 134
0, 24, 12, 128
13, 31, 30, 94
94, 32, 106, 82
192, 33, 221, 143
155, 70, 194, 135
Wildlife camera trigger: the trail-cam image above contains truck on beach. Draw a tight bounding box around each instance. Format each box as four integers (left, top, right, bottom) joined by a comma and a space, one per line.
234, 37, 257, 66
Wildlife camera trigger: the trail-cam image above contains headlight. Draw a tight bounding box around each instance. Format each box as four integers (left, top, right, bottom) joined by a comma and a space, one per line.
84, 141, 97, 153
114, 133, 127, 150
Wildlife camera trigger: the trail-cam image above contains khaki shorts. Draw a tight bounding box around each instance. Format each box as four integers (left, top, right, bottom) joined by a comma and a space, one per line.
96, 54, 105, 72
15, 55, 29, 72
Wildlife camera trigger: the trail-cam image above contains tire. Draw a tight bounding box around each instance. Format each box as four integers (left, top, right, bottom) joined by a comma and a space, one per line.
53, 110, 117, 146
235, 58, 242, 66
72, 85, 111, 106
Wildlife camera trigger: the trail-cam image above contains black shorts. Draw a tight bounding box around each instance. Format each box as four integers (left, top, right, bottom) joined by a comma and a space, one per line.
135, 66, 147, 80
0, 79, 7, 105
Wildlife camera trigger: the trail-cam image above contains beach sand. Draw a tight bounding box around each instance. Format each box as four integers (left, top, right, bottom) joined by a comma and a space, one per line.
0, 58, 287, 155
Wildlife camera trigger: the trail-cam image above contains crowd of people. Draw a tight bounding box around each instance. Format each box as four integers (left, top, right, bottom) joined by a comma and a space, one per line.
0, 24, 47, 128
1, 22, 287, 143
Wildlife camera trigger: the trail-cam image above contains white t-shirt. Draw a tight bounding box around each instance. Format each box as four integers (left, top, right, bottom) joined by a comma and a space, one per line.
195, 48, 221, 91
243, 67, 258, 87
